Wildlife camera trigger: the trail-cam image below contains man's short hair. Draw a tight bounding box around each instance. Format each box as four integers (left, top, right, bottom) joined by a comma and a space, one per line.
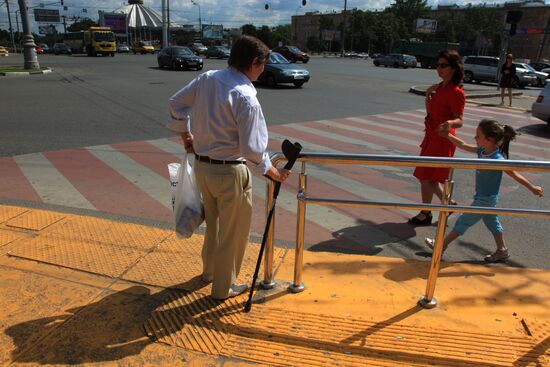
228, 35, 270, 73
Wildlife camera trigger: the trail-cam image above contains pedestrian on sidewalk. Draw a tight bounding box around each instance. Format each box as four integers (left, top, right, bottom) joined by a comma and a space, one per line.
499, 53, 516, 107
409, 49, 465, 226
425, 119, 543, 262
167, 35, 291, 300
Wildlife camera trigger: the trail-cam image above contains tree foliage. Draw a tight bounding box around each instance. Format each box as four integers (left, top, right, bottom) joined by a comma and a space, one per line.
67, 18, 98, 32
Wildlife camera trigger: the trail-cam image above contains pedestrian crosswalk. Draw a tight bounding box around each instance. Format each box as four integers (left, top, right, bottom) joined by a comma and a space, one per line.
1, 106, 548, 249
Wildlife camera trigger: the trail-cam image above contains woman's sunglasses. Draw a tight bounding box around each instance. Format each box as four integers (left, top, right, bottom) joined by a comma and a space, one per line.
435, 63, 451, 69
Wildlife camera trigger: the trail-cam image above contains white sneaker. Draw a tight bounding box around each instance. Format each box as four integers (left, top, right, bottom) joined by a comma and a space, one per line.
212, 283, 248, 300
424, 238, 448, 253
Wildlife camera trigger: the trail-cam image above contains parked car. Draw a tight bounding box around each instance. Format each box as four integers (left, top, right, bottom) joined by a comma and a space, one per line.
52, 43, 72, 55
532, 82, 550, 124
343, 51, 369, 59
258, 52, 310, 88
529, 61, 550, 72
463, 55, 537, 88
38, 43, 50, 54
188, 42, 207, 55
133, 40, 155, 54
373, 53, 416, 68
271, 45, 309, 63
205, 45, 230, 59
117, 44, 130, 53
516, 62, 547, 87
157, 46, 203, 70
0, 46, 8, 56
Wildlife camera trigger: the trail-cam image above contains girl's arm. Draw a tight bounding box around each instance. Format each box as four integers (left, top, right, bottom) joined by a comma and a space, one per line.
444, 133, 478, 153
438, 114, 464, 135
505, 171, 544, 197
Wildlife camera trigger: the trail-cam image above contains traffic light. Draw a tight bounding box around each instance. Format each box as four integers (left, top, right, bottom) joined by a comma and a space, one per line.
60, 0, 63, 5
302, 0, 307, 5
265, 3, 269, 10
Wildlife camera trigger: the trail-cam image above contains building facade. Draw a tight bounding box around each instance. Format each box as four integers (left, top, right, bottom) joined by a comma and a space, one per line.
291, 1, 550, 61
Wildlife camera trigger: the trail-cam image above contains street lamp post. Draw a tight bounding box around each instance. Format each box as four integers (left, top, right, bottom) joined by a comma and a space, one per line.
5, 0, 17, 53
341, 0, 347, 57
191, 0, 202, 39
17, 0, 39, 69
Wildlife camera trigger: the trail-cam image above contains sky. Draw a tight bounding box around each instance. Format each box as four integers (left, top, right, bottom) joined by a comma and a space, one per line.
1, 0, 550, 33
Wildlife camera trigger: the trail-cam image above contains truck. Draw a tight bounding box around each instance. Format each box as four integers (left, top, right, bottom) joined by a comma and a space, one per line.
84, 27, 116, 57
391, 39, 460, 68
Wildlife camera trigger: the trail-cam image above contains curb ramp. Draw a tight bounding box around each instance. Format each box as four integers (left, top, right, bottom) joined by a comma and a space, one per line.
0, 204, 548, 366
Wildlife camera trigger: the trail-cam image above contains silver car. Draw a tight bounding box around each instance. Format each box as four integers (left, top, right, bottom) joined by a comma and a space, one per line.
463, 56, 537, 88
532, 82, 550, 123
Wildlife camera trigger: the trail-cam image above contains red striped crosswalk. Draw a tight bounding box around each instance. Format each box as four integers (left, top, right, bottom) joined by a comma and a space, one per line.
1, 106, 547, 249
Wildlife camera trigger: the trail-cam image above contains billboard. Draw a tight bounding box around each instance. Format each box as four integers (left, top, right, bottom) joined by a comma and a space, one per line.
202, 24, 223, 39
415, 18, 437, 34
38, 24, 57, 35
34, 9, 60, 23
99, 12, 127, 35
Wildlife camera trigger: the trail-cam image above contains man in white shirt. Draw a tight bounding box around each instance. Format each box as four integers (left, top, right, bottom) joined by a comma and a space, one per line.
167, 35, 290, 300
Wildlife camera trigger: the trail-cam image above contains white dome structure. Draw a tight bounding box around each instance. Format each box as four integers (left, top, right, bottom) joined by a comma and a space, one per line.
113, 0, 165, 29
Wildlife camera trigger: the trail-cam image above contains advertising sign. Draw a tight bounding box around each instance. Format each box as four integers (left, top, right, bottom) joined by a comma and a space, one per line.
99, 12, 127, 35
34, 9, 60, 23
322, 30, 341, 41
38, 24, 57, 35
202, 24, 223, 39
415, 18, 437, 34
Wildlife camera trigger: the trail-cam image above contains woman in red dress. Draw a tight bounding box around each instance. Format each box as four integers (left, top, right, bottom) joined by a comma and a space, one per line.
409, 49, 465, 225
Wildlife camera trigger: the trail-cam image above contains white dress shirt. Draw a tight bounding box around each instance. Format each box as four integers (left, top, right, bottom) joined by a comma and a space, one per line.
167, 67, 272, 174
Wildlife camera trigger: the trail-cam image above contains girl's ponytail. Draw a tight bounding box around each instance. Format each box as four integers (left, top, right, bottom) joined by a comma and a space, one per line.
500, 125, 517, 159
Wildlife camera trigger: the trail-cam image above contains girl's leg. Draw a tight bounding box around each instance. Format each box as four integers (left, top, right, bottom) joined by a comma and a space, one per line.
493, 233, 507, 251
483, 214, 508, 262
425, 230, 459, 252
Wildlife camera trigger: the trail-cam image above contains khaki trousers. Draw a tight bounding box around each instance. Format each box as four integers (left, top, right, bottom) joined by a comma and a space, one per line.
194, 160, 252, 299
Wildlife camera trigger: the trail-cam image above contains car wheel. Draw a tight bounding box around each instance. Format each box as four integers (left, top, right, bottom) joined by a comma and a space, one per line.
373, 61, 380, 66
206, 55, 210, 59
293, 81, 304, 88
303, 59, 309, 64
393, 63, 399, 68
463, 71, 474, 83
266, 74, 277, 87
171, 61, 178, 70
158, 61, 163, 69
197, 66, 203, 71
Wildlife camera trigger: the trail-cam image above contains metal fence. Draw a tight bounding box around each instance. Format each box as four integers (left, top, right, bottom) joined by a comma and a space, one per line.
261, 152, 550, 308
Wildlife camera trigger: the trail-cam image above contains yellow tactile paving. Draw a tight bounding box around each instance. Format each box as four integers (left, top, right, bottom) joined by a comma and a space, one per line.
0, 206, 28, 223
6, 210, 65, 231
144, 289, 246, 355
8, 232, 148, 277
0, 229, 24, 247
123, 234, 288, 291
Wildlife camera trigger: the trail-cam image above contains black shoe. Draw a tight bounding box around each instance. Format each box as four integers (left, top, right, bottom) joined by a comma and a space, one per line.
408, 211, 432, 226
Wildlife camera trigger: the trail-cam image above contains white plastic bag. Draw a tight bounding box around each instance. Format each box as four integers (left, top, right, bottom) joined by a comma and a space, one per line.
168, 153, 204, 238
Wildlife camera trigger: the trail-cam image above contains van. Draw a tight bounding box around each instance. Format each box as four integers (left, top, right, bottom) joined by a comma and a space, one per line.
463, 55, 537, 88
133, 41, 155, 54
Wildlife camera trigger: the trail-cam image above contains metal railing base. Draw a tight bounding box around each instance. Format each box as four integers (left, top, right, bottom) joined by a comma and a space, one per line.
418, 296, 438, 309
260, 280, 276, 290
288, 282, 305, 293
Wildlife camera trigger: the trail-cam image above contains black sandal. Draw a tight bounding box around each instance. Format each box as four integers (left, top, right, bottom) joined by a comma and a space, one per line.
408, 211, 432, 225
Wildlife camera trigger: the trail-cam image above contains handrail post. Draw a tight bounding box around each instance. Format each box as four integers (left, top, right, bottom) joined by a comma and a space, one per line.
289, 161, 307, 293
419, 178, 453, 309
261, 178, 276, 289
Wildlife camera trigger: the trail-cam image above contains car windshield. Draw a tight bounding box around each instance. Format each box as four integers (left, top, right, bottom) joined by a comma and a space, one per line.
523, 64, 536, 72
288, 46, 300, 52
141, 41, 153, 46
173, 47, 193, 55
268, 52, 289, 64
94, 32, 115, 42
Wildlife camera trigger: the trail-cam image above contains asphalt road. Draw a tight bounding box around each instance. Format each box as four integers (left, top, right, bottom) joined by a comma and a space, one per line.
1, 53, 549, 269
1, 53, 447, 156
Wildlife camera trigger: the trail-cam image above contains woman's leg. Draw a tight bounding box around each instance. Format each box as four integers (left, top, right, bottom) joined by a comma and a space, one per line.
500, 87, 505, 104
411, 180, 436, 221
507, 87, 513, 106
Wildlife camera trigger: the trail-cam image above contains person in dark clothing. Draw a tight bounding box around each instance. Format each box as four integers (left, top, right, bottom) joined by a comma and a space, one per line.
499, 54, 516, 107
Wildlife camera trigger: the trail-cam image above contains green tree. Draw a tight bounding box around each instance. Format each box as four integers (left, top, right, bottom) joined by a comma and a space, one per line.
270, 24, 291, 47
389, 0, 430, 38
256, 25, 271, 46
67, 18, 98, 32
241, 24, 257, 37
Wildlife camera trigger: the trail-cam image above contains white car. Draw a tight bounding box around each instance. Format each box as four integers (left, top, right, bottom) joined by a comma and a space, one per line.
516, 63, 547, 87
532, 82, 550, 124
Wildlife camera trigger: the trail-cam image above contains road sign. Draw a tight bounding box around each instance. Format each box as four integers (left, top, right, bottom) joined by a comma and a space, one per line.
34, 9, 60, 23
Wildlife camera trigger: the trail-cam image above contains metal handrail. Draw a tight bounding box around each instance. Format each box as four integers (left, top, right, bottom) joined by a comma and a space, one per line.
262, 152, 550, 308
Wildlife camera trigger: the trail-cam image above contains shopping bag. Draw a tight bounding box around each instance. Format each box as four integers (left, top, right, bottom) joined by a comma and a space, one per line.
167, 153, 204, 238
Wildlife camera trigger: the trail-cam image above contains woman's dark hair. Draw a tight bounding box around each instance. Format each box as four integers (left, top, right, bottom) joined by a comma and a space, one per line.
437, 49, 464, 86
478, 119, 518, 159
228, 35, 270, 73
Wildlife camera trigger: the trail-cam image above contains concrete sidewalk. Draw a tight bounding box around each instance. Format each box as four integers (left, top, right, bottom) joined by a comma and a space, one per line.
0, 204, 548, 366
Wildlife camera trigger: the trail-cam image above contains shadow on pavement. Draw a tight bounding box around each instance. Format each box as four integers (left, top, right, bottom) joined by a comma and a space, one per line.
517, 123, 550, 139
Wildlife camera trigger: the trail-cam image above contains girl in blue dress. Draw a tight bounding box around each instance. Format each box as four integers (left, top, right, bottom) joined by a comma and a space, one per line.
425, 119, 543, 262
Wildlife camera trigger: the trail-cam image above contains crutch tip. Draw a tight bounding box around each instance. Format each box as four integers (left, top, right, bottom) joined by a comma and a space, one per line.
243, 301, 252, 313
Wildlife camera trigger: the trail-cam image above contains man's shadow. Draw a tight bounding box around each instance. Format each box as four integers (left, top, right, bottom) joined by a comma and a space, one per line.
5, 277, 226, 365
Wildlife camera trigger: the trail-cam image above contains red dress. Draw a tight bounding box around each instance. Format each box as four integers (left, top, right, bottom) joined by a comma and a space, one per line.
413, 83, 465, 183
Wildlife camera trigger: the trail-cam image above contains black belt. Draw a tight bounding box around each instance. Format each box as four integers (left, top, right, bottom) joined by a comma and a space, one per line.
195, 155, 245, 165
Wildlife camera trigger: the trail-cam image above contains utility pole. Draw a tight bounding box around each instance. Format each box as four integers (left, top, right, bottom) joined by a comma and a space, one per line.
340, 0, 347, 57
5, 0, 17, 53
167, 0, 170, 45
536, 14, 550, 61
17, 0, 39, 69
161, 0, 168, 48
62, 15, 66, 33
